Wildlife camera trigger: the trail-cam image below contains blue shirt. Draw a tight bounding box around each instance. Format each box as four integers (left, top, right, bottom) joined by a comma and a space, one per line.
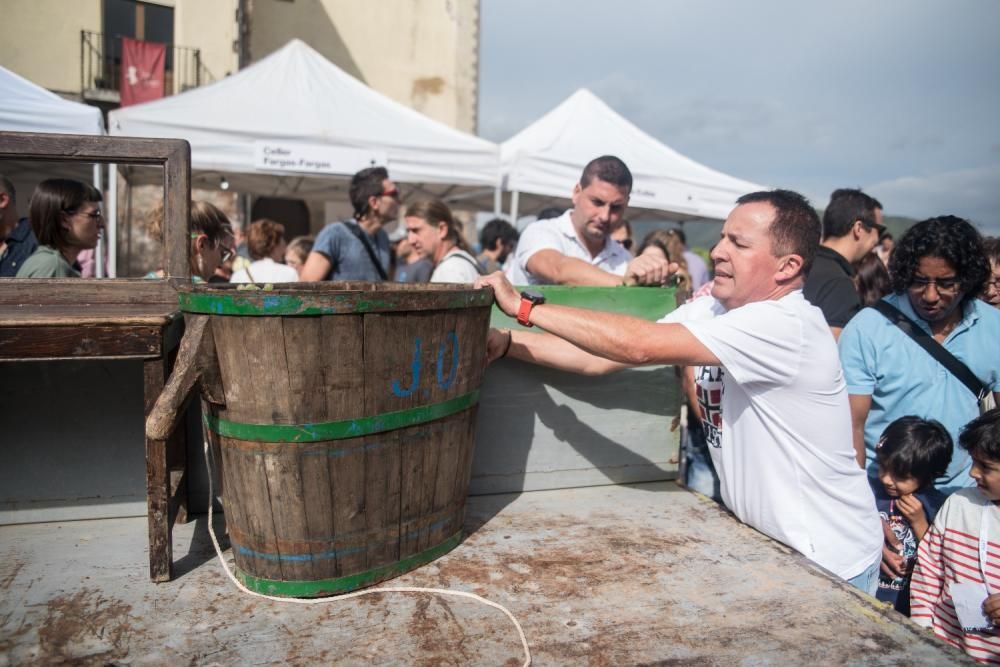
312, 220, 390, 282
0, 217, 39, 277
839, 292, 1000, 490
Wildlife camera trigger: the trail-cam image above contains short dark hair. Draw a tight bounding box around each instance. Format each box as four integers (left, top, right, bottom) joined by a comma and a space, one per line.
888, 215, 989, 302
983, 236, 1000, 267
734, 189, 821, 276
822, 188, 883, 239
0, 174, 15, 206
876, 416, 953, 489
349, 166, 389, 219
579, 155, 632, 193
479, 218, 518, 252
536, 207, 564, 221
29, 178, 102, 249
960, 409, 1000, 463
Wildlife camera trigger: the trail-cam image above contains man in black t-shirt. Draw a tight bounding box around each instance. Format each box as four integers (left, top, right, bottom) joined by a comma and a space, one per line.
804, 188, 884, 339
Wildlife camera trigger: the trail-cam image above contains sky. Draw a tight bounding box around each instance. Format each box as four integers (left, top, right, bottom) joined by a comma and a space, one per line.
478, 0, 1000, 234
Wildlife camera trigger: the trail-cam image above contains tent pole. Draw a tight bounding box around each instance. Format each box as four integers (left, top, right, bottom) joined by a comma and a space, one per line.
510, 190, 520, 224
93, 163, 105, 278
107, 163, 118, 278
493, 185, 501, 216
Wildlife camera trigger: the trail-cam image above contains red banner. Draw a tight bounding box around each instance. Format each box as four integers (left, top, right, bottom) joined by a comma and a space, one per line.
120, 37, 166, 107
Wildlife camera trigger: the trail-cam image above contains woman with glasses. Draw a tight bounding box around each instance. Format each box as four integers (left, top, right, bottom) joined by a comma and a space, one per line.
145, 200, 235, 282
16, 178, 103, 278
840, 216, 1000, 495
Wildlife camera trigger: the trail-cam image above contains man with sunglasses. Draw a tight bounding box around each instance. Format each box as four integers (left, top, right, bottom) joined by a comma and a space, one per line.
300, 166, 398, 282
803, 188, 885, 339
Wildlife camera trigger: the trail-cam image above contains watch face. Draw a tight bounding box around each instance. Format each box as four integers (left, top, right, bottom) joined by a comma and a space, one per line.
521, 289, 545, 304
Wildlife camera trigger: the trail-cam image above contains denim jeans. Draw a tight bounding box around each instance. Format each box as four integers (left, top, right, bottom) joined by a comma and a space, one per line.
682, 420, 721, 502
846, 557, 880, 597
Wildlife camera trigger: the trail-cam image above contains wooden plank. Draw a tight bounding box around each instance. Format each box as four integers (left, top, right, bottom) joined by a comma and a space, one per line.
0, 281, 176, 306
262, 446, 312, 582
242, 317, 293, 422
226, 443, 284, 581
362, 429, 401, 570
319, 314, 365, 422
209, 315, 258, 424
144, 357, 171, 583
0, 325, 164, 359
0, 305, 179, 324
328, 436, 367, 577
145, 315, 208, 441
281, 317, 327, 423
299, 440, 335, 582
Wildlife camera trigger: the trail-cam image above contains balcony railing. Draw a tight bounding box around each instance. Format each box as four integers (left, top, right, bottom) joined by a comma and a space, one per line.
81, 30, 215, 102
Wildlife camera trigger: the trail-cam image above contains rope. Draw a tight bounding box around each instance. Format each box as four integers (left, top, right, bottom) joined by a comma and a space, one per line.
202, 438, 531, 666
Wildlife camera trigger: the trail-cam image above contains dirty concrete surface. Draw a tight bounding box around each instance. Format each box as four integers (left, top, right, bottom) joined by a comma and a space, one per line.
0, 482, 970, 665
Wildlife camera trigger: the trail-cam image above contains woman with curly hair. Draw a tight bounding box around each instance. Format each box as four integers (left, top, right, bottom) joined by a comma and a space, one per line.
839, 216, 1000, 495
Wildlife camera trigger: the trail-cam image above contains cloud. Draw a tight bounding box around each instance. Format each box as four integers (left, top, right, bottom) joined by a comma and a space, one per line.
867, 164, 1000, 235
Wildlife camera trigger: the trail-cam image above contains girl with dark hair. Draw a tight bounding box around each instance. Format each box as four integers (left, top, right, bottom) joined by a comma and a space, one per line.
16, 178, 103, 278
870, 416, 952, 614
853, 252, 892, 307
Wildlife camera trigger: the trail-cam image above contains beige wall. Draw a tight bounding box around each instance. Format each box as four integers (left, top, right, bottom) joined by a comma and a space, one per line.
0, 0, 238, 97
248, 0, 479, 133
1, 0, 102, 95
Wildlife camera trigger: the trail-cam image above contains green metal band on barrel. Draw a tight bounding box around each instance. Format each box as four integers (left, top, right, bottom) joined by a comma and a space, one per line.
178, 290, 492, 316
234, 531, 463, 597
204, 390, 479, 443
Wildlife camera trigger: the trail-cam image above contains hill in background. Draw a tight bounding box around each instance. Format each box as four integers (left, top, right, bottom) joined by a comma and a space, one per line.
632, 213, 919, 254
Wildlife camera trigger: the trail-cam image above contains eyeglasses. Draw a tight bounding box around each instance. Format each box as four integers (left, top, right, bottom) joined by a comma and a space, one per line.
381, 188, 401, 201
984, 278, 1000, 291
66, 208, 103, 219
863, 221, 887, 237
190, 232, 235, 262
909, 276, 961, 294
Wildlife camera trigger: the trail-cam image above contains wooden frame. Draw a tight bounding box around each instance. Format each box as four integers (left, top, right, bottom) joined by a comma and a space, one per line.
0, 131, 193, 582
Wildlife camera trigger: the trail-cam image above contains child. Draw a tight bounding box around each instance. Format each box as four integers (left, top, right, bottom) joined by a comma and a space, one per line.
911, 409, 1000, 663
871, 416, 952, 613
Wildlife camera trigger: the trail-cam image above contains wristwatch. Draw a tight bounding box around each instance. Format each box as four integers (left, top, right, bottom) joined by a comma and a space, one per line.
516, 290, 545, 327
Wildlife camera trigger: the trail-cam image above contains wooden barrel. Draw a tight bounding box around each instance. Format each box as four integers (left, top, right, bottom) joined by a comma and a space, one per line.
178, 282, 491, 597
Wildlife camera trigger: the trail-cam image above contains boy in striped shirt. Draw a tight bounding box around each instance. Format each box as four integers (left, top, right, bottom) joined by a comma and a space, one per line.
912, 409, 1000, 663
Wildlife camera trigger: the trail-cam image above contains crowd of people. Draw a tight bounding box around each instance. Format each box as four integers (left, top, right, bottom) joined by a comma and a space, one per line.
4, 154, 1000, 661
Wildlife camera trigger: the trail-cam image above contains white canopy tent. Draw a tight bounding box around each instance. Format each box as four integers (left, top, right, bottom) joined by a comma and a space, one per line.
501, 89, 764, 222
0, 65, 108, 273
108, 39, 501, 210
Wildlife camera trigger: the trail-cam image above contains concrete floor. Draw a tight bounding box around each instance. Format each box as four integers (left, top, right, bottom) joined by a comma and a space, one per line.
0, 482, 970, 666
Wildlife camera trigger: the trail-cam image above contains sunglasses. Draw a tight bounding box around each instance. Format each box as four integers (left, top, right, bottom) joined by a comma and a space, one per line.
621, 238, 634, 250
381, 188, 401, 201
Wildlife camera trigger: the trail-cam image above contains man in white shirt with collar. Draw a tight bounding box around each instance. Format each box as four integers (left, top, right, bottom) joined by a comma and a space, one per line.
506, 155, 672, 286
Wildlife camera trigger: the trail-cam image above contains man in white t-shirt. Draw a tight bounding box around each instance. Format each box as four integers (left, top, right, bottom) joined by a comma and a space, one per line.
478, 189, 882, 592
505, 155, 672, 286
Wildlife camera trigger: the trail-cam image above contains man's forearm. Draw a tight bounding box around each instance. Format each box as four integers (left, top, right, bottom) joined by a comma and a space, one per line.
509, 330, 627, 375
527, 303, 718, 367
527, 252, 622, 286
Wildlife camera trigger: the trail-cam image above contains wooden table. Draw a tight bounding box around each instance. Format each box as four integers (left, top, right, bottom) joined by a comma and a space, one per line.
0, 280, 187, 581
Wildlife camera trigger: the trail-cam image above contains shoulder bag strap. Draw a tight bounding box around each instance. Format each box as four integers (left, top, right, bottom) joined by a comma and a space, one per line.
342, 221, 388, 280
871, 300, 987, 400
442, 251, 485, 276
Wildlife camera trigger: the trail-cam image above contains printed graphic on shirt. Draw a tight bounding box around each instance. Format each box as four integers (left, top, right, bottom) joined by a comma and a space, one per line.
695, 366, 725, 448
878, 509, 916, 592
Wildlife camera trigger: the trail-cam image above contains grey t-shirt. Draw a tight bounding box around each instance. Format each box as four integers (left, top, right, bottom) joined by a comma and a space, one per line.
312, 220, 390, 281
